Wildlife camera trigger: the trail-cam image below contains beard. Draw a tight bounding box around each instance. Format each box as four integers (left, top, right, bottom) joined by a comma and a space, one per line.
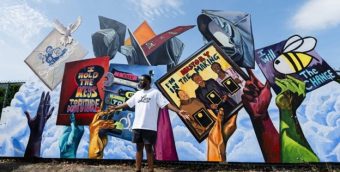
138, 83, 147, 89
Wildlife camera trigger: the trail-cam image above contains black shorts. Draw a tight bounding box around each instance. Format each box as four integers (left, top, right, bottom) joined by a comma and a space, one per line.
132, 129, 157, 144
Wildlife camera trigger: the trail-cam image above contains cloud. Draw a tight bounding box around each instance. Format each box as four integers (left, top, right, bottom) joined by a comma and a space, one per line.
0, 0, 51, 81
227, 110, 265, 162
175, 141, 205, 161
0, 0, 51, 44
127, 0, 184, 21
103, 137, 135, 159
297, 82, 340, 162
291, 0, 340, 32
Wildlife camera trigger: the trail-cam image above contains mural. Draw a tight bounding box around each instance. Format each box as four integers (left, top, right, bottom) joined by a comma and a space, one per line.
0, 11, 339, 164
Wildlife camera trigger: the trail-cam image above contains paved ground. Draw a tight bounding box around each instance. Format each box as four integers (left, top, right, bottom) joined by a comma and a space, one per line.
0, 158, 339, 172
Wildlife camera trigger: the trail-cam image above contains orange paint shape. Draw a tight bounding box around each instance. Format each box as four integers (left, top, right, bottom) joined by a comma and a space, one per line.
124, 21, 156, 46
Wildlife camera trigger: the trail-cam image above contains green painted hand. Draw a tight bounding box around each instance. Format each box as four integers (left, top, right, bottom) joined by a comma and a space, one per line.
275, 75, 306, 111
275, 76, 319, 163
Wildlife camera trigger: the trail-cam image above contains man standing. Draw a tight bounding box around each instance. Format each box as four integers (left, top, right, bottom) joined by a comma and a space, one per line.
113, 74, 189, 172
191, 73, 236, 120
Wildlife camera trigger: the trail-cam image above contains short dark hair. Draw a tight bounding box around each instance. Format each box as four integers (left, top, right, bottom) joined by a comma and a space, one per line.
141, 74, 151, 83
191, 73, 200, 80
211, 62, 221, 68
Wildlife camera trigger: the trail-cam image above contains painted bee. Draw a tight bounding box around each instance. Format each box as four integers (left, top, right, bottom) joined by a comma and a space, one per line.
274, 35, 317, 74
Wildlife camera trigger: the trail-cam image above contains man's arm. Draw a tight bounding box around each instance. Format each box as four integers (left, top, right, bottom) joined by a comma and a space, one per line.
166, 103, 190, 120
113, 102, 129, 110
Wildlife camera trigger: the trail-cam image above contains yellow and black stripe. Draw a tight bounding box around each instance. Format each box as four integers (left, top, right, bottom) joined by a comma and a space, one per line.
282, 52, 312, 72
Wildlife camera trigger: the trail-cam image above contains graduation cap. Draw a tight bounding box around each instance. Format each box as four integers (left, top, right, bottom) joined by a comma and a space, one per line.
147, 37, 184, 71
99, 16, 126, 48
91, 29, 120, 60
197, 10, 255, 68
121, 22, 194, 70
141, 25, 194, 56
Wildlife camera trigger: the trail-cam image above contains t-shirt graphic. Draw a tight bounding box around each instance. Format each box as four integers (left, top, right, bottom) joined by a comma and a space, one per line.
138, 95, 151, 103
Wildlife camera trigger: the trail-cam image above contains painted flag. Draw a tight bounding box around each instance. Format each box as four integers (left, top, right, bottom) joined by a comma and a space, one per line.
141, 25, 195, 56
124, 21, 156, 46
154, 108, 179, 161
255, 35, 339, 94
197, 10, 255, 68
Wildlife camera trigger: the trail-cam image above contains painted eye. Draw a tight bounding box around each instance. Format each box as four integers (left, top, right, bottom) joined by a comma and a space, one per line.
275, 60, 280, 64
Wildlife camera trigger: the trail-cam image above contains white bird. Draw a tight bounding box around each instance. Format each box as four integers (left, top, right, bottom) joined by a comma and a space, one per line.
53, 16, 82, 46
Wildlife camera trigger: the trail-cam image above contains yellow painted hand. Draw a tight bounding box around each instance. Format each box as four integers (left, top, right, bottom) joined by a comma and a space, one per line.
88, 108, 116, 159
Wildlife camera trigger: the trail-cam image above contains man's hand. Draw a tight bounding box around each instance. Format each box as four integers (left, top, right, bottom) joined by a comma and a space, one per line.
275, 75, 306, 111
242, 69, 272, 118
178, 109, 190, 120
166, 103, 190, 120
235, 78, 242, 84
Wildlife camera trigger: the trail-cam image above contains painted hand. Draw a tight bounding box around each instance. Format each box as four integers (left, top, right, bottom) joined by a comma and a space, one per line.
25, 92, 54, 138
210, 104, 218, 110
59, 113, 84, 158
275, 75, 306, 111
24, 91, 54, 158
241, 69, 280, 163
207, 108, 225, 161
179, 110, 190, 120
242, 69, 271, 118
275, 76, 319, 162
88, 108, 116, 159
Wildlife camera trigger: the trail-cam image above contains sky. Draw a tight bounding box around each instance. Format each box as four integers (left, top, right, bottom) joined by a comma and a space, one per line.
0, 0, 340, 81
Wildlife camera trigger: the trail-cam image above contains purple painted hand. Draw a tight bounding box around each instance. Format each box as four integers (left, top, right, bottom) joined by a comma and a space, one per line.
24, 91, 54, 158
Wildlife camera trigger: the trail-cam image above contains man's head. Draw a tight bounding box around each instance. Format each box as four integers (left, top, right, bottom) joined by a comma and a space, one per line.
138, 74, 151, 89
176, 89, 190, 101
211, 62, 223, 75
191, 73, 205, 87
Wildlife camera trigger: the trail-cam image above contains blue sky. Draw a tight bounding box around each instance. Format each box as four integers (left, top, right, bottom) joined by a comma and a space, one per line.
0, 0, 340, 81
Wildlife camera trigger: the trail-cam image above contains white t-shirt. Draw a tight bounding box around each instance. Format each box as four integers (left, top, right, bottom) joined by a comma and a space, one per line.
126, 88, 169, 131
